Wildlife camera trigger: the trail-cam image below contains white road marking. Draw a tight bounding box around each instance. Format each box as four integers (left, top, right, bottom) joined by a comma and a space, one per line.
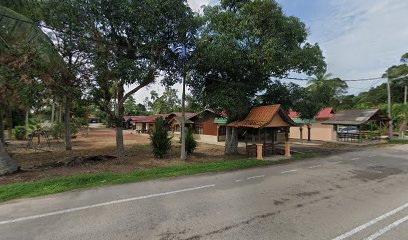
308, 165, 321, 169
0, 184, 215, 225
281, 169, 297, 174
351, 158, 360, 161
363, 214, 408, 240
367, 155, 377, 158
235, 179, 242, 182
247, 175, 265, 180
331, 202, 408, 240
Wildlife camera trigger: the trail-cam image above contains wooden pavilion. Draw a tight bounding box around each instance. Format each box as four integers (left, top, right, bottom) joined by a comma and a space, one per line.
227, 104, 297, 159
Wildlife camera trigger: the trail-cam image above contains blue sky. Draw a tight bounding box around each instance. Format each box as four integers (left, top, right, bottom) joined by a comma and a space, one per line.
132, 0, 408, 102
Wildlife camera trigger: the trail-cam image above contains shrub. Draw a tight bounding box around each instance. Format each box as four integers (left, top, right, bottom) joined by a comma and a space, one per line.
14, 126, 27, 140
185, 127, 197, 155
50, 122, 64, 140
150, 118, 172, 158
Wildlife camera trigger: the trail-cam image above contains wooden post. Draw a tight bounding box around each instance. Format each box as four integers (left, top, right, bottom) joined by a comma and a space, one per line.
284, 128, 291, 158
256, 143, 263, 160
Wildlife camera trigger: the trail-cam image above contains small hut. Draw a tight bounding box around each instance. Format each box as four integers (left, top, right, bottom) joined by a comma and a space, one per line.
227, 104, 297, 159
322, 109, 390, 143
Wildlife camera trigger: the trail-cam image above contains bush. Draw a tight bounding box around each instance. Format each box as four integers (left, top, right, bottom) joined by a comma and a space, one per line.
14, 126, 27, 140
150, 118, 172, 158
185, 127, 197, 155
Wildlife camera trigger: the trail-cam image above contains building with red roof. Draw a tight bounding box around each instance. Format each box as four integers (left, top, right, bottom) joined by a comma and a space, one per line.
288, 108, 336, 142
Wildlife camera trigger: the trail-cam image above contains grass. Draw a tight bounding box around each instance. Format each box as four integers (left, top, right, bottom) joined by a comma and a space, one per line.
387, 139, 408, 144
0, 152, 323, 203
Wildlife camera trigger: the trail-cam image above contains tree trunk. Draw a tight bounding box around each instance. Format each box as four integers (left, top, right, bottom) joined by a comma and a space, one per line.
0, 107, 4, 143
225, 126, 239, 155
25, 109, 29, 131
64, 96, 72, 151
0, 139, 19, 176
116, 85, 126, 163
6, 107, 12, 140
51, 100, 55, 125
307, 124, 311, 142
224, 126, 231, 154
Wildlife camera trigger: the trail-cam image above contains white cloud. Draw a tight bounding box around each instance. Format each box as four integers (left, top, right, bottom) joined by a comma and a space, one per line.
307, 0, 408, 93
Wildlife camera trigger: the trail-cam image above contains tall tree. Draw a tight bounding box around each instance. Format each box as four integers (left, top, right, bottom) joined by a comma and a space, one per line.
124, 96, 147, 116
86, 0, 195, 162
40, 0, 92, 150
0, 3, 66, 175
307, 71, 348, 107
191, 0, 325, 154
145, 88, 181, 114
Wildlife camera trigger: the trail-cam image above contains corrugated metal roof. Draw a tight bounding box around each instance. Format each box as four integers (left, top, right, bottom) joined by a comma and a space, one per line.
227, 105, 296, 128
323, 109, 389, 125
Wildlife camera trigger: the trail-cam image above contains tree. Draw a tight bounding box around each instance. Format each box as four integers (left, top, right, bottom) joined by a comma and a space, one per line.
124, 96, 147, 116
258, 81, 305, 112
41, 0, 92, 151
0, 3, 66, 175
307, 71, 348, 107
145, 88, 181, 114
191, 0, 325, 154
85, 0, 195, 162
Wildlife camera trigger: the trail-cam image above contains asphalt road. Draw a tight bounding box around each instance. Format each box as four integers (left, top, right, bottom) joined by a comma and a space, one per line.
0, 144, 408, 240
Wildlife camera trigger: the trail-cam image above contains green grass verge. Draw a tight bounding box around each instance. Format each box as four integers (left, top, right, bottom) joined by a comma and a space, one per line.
387, 139, 408, 144
0, 152, 322, 203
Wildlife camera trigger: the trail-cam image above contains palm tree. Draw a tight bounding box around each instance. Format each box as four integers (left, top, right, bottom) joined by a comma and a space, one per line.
0, 3, 66, 175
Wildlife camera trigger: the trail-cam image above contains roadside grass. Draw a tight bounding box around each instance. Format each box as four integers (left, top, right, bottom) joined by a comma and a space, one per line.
387, 139, 408, 144
0, 152, 323, 203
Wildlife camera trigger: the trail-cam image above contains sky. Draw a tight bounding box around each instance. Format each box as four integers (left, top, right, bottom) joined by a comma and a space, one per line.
130, 0, 408, 103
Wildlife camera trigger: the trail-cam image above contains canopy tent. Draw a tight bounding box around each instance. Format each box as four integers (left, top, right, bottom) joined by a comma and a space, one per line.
228, 105, 297, 159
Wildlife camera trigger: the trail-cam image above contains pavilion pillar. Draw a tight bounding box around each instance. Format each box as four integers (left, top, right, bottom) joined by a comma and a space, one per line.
284, 127, 291, 158
256, 143, 263, 160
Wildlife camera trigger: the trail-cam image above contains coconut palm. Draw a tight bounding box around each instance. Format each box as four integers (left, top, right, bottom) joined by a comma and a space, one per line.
0, 3, 66, 175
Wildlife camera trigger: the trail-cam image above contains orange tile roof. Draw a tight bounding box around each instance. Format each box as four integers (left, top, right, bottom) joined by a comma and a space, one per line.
228, 104, 296, 128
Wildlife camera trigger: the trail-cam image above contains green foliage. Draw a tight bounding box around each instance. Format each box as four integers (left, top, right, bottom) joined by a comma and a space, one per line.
258, 81, 305, 112
190, 0, 325, 118
185, 128, 197, 155
14, 126, 27, 140
124, 96, 147, 116
50, 122, 64, 139
145, 88, 181, 114
149, 118, 172, 158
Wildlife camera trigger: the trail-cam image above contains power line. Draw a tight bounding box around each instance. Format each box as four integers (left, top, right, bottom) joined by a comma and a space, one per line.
281, 76, 384, 82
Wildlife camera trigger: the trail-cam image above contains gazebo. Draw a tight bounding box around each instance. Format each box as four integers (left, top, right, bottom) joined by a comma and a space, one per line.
227, 104, 297, 159
322, 109, 390, 143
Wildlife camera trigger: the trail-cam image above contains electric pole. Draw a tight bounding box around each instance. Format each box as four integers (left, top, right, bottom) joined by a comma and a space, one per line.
177, 43, 187, 160
387, 77, 393, 140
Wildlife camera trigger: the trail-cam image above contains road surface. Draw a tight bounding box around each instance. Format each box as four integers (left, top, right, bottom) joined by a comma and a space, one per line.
0, 144, 408, 240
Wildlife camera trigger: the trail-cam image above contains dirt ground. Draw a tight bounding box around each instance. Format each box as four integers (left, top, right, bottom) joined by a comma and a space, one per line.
1, 127, 247, 184
1, 127, 363, 185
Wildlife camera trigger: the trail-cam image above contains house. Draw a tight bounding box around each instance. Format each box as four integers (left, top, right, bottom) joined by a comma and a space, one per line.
228, 104, 297, 158
189, 109, 228, 143
125, 114, 167, 133
289, 108, 336, 141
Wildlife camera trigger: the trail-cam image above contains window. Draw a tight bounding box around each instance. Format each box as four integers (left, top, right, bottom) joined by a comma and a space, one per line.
195, 123, 203, 134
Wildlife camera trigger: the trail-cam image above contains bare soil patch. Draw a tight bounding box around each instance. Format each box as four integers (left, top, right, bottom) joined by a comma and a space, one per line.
1, 127, 363, 185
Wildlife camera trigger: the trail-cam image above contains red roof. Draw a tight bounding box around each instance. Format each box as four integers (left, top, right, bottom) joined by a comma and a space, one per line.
289, 108, 335, 121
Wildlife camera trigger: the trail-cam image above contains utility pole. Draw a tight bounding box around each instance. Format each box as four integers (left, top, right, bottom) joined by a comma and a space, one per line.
387, 77, 393, 140
177, 43, 187, 160
403, 85, 407, 138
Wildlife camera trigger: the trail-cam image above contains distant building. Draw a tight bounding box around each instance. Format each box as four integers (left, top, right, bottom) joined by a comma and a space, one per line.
289, 108, 336, 141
